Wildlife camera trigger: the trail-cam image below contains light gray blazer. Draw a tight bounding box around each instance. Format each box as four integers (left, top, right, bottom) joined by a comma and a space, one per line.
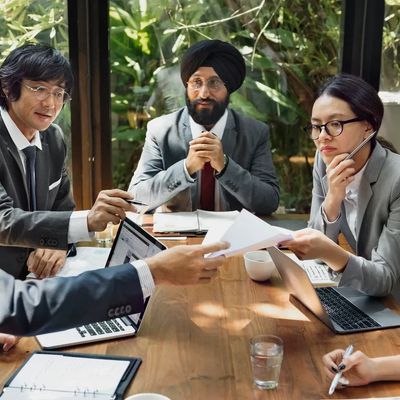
129, 107, 280, 214
309, 142, 400, 296
0, 116, 75, 277
0, 264, 144, 336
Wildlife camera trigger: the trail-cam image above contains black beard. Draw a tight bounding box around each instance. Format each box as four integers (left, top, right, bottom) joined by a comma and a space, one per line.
185, 93, 229, 127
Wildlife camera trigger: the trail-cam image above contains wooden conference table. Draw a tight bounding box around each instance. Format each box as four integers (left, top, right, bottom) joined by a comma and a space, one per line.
1, 234, 400, 398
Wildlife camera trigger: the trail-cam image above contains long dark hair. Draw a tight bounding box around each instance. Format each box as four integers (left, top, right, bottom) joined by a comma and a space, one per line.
317, 74, 384, 133
0, 43, 73, 110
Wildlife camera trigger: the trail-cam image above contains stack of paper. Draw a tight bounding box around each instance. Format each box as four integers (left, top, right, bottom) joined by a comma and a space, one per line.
203, 209, 293, 258
153, 210, 239, 233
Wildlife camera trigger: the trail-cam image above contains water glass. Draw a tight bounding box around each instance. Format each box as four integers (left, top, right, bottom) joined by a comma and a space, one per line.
95, 222, 114, 247
250, 334, 283, 390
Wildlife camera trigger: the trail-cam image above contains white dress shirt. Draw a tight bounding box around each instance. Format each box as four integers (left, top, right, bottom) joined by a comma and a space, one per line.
183, 109, 228, 210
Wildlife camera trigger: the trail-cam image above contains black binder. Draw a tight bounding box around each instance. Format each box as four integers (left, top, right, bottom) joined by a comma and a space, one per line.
0, 351, 142, 399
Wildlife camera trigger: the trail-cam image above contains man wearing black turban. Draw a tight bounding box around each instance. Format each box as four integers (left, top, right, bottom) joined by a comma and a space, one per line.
129, 40, 279, 214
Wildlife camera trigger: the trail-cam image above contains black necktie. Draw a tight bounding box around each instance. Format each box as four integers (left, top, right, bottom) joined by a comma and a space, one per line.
22, 146, 37, 211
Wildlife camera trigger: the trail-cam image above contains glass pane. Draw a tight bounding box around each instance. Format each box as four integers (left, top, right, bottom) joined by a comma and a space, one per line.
109, 0, 342, 213
379, 0, 400, 153
0, 0, 72, 177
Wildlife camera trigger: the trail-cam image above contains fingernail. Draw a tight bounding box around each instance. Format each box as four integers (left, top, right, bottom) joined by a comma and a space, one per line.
338, 363, 346, 370
338, 376, 349, 385
331, 366, 338, 373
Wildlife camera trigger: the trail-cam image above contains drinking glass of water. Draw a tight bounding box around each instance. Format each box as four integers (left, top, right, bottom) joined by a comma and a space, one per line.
250, 334, 283, 390
95, 222, 114, 247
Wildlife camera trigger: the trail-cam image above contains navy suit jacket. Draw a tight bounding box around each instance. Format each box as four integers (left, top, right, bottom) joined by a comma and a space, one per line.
0, 265, 144, 336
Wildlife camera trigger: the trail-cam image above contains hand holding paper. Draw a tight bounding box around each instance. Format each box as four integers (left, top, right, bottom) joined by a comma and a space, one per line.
203, 209, 293, 257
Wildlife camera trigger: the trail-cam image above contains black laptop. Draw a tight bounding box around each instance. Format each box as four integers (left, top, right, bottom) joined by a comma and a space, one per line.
268, 246, 400, 334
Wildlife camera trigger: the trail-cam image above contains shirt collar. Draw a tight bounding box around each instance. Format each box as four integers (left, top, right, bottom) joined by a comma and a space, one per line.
189, 109, 228, 139
0, 107, 42, 150
346, 161, 368, 197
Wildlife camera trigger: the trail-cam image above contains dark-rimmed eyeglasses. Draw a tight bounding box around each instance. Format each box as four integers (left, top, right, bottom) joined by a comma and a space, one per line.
304, 117, 363, 140
23, 83, 71, 104
187, 77, 225, 92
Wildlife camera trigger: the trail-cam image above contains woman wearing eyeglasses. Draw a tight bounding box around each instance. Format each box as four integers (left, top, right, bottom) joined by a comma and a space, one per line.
281, 73, 400, 296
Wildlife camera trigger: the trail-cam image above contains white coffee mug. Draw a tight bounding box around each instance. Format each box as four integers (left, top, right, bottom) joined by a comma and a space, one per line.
243, 250, 275, 281
125, 394, 171, 400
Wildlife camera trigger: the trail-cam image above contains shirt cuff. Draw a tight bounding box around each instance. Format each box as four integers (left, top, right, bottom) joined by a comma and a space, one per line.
183, 159, 196, 182
131, 259, 155, 300
321, 207, 340, 225
68, 210, 93, 243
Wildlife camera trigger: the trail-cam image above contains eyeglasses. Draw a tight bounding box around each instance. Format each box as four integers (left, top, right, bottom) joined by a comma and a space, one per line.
187, 77, 225, 92
23, 83, 71, 104
305, 117, 363, 140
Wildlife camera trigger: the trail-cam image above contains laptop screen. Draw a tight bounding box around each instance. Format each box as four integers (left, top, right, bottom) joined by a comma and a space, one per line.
105, 218, 167, 330
106, 218, 166, 267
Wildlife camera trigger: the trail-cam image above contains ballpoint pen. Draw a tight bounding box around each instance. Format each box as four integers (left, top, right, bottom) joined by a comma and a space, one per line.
126, 199, 148, 206
343, 131, 375, 161
328, 344, 354, 395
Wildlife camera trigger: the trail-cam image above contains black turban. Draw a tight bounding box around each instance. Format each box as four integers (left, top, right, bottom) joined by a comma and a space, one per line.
180, 40, 246, 94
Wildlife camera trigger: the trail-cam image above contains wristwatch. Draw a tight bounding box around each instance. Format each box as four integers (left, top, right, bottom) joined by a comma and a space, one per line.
215, 154, 229, 178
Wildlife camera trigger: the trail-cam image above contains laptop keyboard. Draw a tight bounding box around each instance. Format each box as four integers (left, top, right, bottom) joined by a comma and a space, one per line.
77, 319, 127, 337
316, 287, 381, 331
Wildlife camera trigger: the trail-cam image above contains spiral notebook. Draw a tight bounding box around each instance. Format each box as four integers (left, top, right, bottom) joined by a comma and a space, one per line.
0, 351, 141, 399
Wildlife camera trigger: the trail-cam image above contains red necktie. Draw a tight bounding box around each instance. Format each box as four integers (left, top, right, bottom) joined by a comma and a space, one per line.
200, 162, 215, 210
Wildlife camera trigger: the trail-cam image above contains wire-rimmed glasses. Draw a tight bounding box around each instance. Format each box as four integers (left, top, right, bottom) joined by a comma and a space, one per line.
23, 83, 71, 104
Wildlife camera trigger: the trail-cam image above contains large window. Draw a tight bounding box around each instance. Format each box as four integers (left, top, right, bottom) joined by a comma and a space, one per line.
379, 0, 400, 152
109, 0, 342, 213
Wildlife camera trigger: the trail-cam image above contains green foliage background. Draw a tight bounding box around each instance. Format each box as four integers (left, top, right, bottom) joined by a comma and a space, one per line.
0, 0, 399, 212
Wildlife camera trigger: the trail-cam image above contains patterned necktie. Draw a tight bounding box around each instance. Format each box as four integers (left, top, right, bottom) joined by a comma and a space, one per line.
200, 162, 215, 210
22, 146, 37, 211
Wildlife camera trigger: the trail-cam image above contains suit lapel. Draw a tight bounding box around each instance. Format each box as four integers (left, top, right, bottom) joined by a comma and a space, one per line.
0, 118, 30, 201
356, 143, 385, 239
221, 109, 237, 157
35, 134, 49, 210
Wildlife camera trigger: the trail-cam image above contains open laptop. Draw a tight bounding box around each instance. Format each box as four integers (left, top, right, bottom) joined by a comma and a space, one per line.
268, 246, 400, 334
36, 218, 166, 349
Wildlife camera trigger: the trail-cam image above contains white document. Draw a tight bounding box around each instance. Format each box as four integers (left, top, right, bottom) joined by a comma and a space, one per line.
153, 210, 239, 233
204, 209, 293, 257
1, 353, 130, 399
56, 247, 110, 277
25, 247, 110, 279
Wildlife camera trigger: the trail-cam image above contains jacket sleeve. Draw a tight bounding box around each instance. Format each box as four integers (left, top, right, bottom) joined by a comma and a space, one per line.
0, 264, 144, 336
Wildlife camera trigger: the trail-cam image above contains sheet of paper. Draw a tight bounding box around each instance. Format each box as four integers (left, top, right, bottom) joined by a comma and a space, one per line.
4, 353, 129, 399
204, 209, 293, 257
25, 247, 110, 279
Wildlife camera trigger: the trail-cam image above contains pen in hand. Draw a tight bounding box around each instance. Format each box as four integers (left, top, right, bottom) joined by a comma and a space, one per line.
328, 344, 354, 395
126, 199, 148, 206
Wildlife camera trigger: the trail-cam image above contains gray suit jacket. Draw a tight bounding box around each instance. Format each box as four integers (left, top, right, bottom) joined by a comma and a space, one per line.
309, 142, 400, 296
129, 107, 279, 214
0, 265, 144, 336
0, 116, 75, 278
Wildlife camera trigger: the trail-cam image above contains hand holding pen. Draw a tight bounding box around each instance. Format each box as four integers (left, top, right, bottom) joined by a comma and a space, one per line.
328, 344, 354, 395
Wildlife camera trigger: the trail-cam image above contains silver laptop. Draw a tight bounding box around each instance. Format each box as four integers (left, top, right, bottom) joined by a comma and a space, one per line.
268, 246, 400, 334
36, 218, 166, 349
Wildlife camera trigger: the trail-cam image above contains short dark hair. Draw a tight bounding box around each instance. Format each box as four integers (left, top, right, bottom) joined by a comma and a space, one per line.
317, 73, 384, 132
0, 43, 73, 110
